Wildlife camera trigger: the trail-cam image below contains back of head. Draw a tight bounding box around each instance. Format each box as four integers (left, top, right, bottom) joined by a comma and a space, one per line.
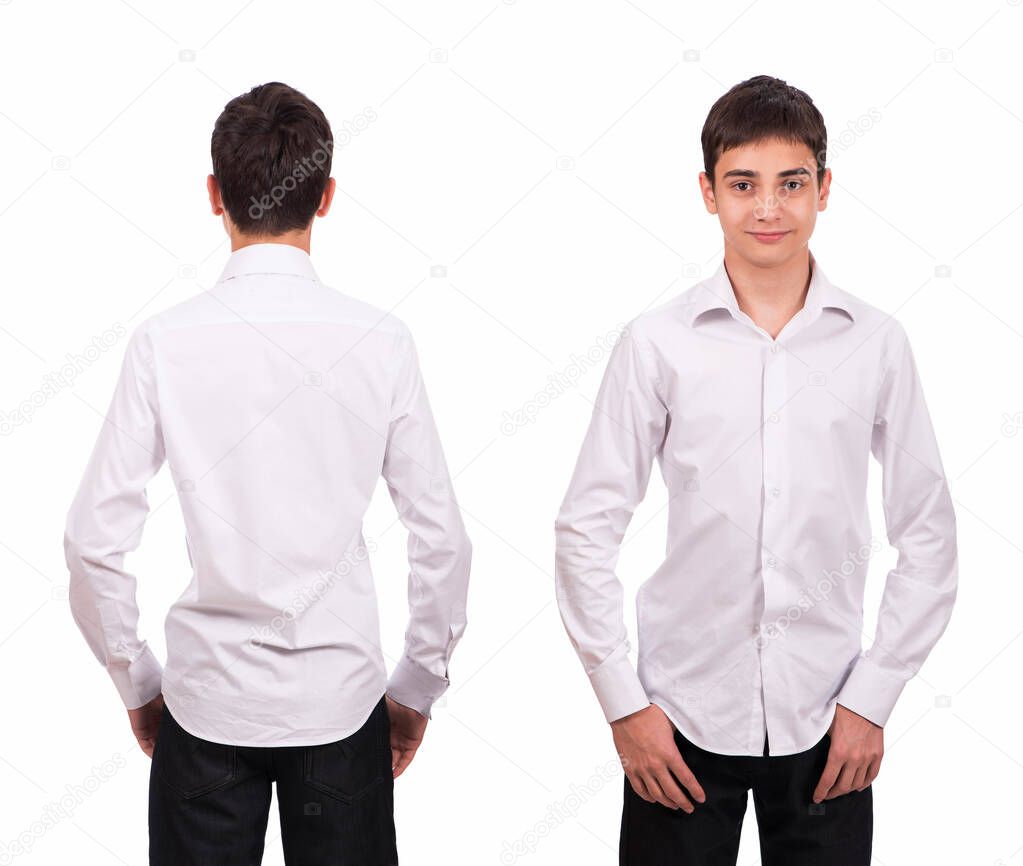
211, 82, 333, 236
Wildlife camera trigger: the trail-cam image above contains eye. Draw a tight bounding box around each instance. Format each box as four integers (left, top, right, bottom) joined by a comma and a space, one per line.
783, 180, 805, 191
732, 181, 752, 192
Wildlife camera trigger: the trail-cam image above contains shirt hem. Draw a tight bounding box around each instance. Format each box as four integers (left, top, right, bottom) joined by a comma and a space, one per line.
651, 696, 835, 757
163, 688, 387, 747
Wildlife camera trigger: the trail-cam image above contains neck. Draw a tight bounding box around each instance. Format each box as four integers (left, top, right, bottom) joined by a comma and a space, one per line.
723, 246, 812, 318
229, 227, 313, 254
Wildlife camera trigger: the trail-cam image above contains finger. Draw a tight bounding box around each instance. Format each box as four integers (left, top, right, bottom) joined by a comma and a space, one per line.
653, 768, 694, 813
850, 763, 869, 791
626, 771, 654, 803
642, 773, 678, 810
392, 748, 417, 779
667, 753, 706, 804
391, 745, 402, 776
826, 763, 858, 800
813, 757, 842, 803
864, 755, 882, 787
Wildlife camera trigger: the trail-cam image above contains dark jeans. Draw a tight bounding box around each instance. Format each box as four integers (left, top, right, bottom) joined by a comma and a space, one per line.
149, 694, 397, 865
620, 726, 872, 865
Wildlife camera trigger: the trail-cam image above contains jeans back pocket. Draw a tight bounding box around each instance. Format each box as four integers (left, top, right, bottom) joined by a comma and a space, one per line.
303, 696, 389, 803
154, 705, 237, 799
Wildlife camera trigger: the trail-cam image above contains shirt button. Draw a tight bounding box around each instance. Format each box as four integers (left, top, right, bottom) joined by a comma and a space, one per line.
770, 343, 780, 354
766, 556, 777, 568
768, 413, 779, 423
771, 487, 781, 497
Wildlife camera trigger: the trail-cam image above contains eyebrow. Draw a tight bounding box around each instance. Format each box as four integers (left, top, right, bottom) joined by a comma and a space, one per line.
721, 167, 812, 179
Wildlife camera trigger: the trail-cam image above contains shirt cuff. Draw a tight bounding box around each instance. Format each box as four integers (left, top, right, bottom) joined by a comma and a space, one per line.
386, 656, 450, 720
835, 655, 907, 728
590, 653, 651, 724
109, 642, 163, 710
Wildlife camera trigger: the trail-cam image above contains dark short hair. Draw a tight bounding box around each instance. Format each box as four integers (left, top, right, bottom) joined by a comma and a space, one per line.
211, 82, 333, 236
701, 75, 826, 188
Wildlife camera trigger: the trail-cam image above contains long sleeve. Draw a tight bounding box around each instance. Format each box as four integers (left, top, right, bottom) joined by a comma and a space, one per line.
382, 325, 471, 719
837, 323, 959, 727
64, 325, 166, 710
554, 321, 667, 723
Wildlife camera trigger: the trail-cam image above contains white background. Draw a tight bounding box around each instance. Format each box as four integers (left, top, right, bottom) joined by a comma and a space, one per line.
1, 1, 1020, 864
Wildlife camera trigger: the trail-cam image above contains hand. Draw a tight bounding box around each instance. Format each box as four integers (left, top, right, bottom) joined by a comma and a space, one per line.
813, 702, 884, 803
128, 693, 164, 758
386, 695, 428, 779
611, 703, 706, 812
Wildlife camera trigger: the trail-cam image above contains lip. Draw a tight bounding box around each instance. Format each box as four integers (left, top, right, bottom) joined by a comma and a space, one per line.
748, 230, 790, 243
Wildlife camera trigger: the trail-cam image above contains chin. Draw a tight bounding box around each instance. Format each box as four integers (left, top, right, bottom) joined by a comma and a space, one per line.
740, 243, 786, 264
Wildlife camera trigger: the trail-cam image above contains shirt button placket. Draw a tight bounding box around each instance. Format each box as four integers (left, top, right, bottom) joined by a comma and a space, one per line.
758, 337, 787, 751
761, 339, 786, 604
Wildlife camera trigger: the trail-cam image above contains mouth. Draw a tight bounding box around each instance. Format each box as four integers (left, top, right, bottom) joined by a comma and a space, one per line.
747, 230, 790, 243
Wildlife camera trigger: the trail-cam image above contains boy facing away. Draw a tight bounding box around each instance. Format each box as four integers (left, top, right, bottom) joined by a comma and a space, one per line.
64, 82, 471, 864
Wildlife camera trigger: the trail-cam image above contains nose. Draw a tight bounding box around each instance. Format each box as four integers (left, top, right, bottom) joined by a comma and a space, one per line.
752, 195, 784, 222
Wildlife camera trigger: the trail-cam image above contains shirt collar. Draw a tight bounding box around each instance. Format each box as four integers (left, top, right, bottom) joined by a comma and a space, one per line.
215, 243, 320, 285
686, 251, 854, 326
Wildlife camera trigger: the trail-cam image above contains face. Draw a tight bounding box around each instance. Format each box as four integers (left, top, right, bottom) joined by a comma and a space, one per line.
699, 136, 830, 268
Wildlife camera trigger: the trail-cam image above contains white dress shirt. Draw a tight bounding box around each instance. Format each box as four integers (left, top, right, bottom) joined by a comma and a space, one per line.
554, 251, 958, 756
65, 243, 471, 747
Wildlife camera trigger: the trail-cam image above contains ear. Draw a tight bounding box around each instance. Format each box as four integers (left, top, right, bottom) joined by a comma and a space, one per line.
817, 167, 832, 212
699, 171, 718, 214
207, 174, 223, 216
317, 177, 336, 217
